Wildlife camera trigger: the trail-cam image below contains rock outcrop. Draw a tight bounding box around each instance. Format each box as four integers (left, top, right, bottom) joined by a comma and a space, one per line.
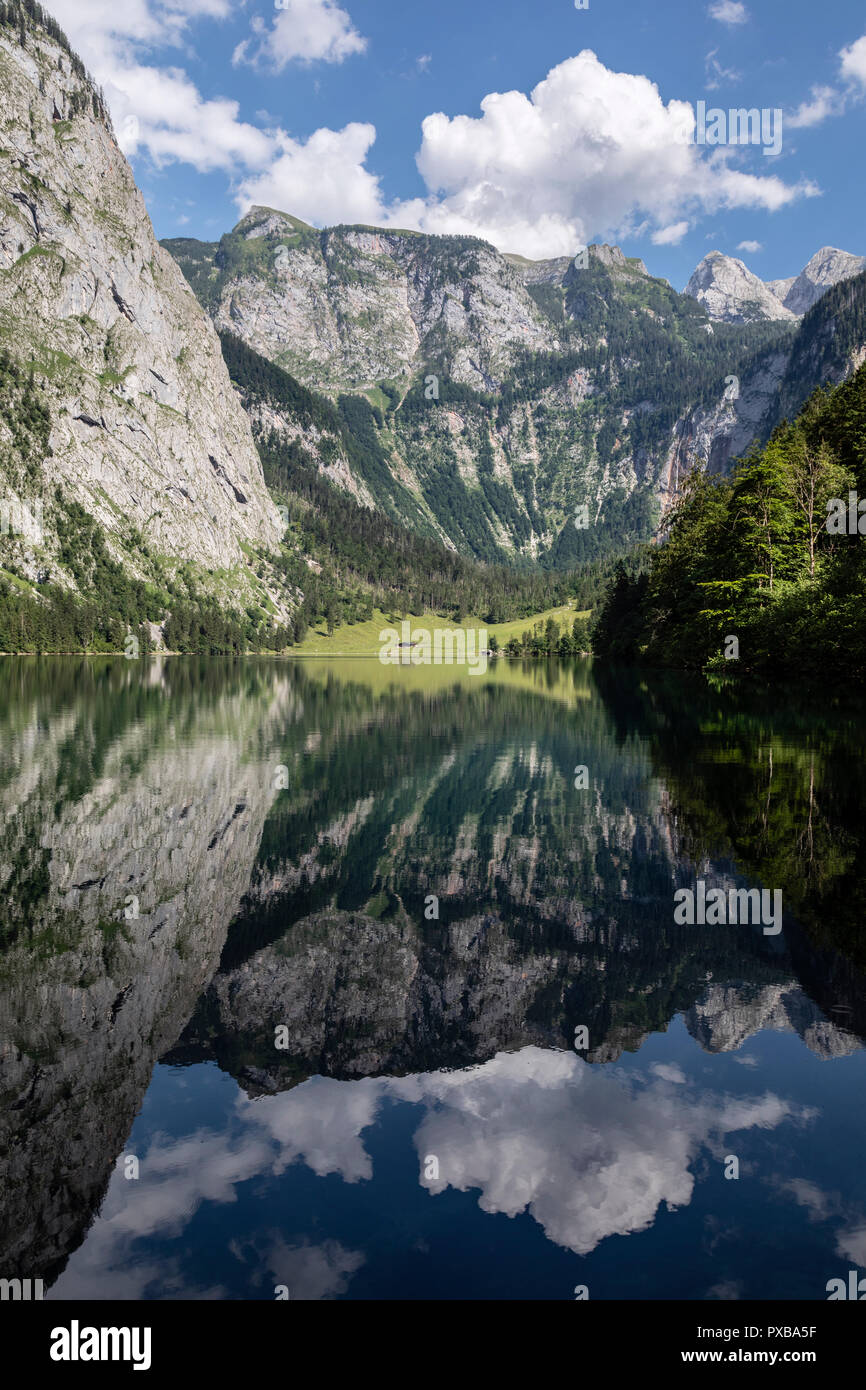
782, 247, 866, 317
685, 246, 866, 325
684, 252, 797, 324
0, 15, 282, 591
0, 660, 287, 1281
167, 210, 866, 554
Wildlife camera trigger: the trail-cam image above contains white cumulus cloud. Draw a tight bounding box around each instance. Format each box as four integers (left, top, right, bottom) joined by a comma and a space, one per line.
233, 0, 367, 72
652, 222, 690, 246
236, 123, 386, 227
840, 34, 866, 87
385, 51, 816, 257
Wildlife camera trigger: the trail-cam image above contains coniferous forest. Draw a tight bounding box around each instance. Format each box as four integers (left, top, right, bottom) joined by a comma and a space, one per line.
593, 362, 866, 683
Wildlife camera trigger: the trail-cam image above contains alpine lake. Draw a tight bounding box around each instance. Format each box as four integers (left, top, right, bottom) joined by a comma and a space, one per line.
1, 654, 864, 1302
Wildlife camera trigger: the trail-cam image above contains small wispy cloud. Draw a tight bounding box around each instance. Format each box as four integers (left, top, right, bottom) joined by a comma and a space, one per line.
233, 0, 368, 73
737, 239, 762, 253
708, 1, 748, 25
783, 34, 866, 134
788, 84, 846, 129
652, 221, 690, 246
705, 48, 740, 90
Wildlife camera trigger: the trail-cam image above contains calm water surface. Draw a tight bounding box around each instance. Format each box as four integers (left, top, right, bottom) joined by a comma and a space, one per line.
1, 656, 864, 1300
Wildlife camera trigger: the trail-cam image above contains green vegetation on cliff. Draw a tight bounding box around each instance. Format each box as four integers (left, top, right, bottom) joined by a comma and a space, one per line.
221, 331, 592, 629
593, 361, 866, 682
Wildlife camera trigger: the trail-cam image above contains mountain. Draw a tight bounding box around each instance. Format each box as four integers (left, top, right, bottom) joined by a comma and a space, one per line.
0, 9, 609, 653
0, 3, 287, 643
684, 251, 797, 324
780, 247, 866, 316
166, 210, 805, 564
766, 268, 866, 433
166, 211, 866, 566
765, 275, 796, 303
3, 2, 866, 649
685, 246, 866, 324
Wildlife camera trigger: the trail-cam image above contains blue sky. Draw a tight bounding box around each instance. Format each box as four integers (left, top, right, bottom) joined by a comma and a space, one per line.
46, 0, 866, 288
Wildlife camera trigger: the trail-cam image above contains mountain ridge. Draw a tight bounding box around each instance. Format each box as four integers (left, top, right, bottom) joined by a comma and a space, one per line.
685, 246, 866, 324
165, 208, 866, 565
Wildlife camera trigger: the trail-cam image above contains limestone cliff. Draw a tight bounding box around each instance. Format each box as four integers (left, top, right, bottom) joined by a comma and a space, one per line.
0, 10, 282, 600
167, 213, 866, 558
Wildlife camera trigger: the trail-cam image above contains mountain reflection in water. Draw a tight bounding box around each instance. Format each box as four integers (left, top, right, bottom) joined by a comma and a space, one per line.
0, 656, 864, 1300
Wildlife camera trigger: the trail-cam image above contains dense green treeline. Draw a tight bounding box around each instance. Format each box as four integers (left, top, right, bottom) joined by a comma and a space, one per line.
593, 361, 866, 682
769, 270, 866, 434
0, 486, 290, 654
0, 347, 50, 478
501, 614, 593, 658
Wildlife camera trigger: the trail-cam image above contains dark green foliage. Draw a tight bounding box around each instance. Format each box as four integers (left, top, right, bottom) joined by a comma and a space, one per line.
335, 391, 425, 520
768, 270, 866, 434
592, 362, 866, 683
160, 238, 221, 312
0, 346, 50, 477
0, 577, 152, 657
502, 613, 593, 658
591, 562, 649, 662
543, 489, 656, 569
0, 488, 164, 654
220, 330, 428, 528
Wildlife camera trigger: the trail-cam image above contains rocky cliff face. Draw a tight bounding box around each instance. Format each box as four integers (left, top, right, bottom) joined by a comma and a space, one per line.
168, 212, 866, 559
0, 15, 282, 595
210, 207, 556, 394
780, 247, 866, 317
174, 903, 859, 1101
685, 247, 866, 325
658, 347, 792, 505
684, 252, 797, 324
168, 219, 799, 558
